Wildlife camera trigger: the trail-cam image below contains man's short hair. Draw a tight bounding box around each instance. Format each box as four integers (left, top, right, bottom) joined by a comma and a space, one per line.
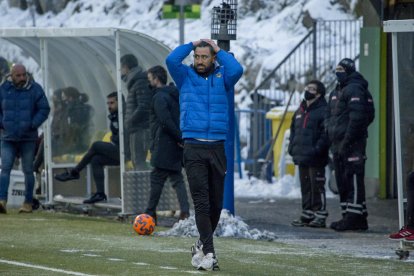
195, 41, 215, 56
107, 91, 118, 100
307, 80, 326, 97
120, 54, 138, 69
148, 65, 167, 85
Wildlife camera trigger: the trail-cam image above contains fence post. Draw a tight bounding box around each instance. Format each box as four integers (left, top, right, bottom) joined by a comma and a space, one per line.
252, 90, 259, 177
313, 20, 317, 79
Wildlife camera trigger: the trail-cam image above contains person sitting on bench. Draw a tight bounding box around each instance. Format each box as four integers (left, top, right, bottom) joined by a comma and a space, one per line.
54, 92, 128, 204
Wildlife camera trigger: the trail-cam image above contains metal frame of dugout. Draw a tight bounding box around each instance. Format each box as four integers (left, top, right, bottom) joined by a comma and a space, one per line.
0, 27, 183, 215
383, 19, 414, 259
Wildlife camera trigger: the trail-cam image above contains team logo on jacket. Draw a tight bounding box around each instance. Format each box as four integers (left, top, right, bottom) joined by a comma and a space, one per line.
332, 96, 337, 100
350, 97, 360, 102
216, 72, 222, 78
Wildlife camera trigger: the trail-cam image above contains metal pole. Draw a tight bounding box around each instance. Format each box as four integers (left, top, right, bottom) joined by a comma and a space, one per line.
27, 0, 36, 27
391, 32, 404, 237
115, 30, 126, 214
218, 39, 234, 214
312, 20, 317, 79
40, 38, 52, 203
179, 3, 185, 45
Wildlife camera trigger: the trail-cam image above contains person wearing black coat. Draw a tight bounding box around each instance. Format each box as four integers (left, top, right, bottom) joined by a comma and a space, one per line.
326, 58, 374, 231
121, 54, 152, 170
144, 65, 189, 222
288, 80, 330, 228
54, 92, 129, 204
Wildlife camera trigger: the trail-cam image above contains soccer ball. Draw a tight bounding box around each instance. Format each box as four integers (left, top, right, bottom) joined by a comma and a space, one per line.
133, 214, 155, 235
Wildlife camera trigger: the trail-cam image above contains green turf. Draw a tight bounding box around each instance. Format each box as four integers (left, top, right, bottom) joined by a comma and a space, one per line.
0, 209, 412, 275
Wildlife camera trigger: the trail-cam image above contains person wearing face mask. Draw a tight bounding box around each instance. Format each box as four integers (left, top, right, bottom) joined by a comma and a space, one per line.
326, 58, 375, 231
121, 54, 152, 170
288, 80, 330, 228
144, 65, 189, 224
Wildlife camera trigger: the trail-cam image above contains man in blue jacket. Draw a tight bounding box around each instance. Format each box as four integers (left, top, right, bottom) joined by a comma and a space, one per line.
0, 64, 50, 214
166, 39, 243, 271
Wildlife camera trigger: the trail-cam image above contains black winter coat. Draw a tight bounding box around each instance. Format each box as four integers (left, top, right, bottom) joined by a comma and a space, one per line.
124, 66, 152, 132
149, 84, 182, 172
108, 109, 130, 160
288, 97, 329, 167
326, 71, 370, 154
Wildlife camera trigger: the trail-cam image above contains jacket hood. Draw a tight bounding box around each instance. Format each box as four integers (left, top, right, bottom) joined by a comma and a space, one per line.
341, 71, 368, 90
4, 74, 34, 90
155, 84, 179, 102
125, 66, 144, 86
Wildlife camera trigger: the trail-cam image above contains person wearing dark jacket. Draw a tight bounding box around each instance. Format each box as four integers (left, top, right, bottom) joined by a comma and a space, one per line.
121, 54, 151, 170
0, 64, 50, 214
54, 92, 127, 204
289, 80, 330, 228
166, 39, 243, 271
326, 58, 374, 231
144, 65, 190, 223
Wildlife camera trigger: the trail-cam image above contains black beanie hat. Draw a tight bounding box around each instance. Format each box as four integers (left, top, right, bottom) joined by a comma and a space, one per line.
338, 58, 355, 74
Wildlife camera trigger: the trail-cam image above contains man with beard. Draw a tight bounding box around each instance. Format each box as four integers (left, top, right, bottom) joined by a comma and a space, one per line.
0, 64, 50, 214
166, 39, 243, 271
54, 92, 127, 204
144, 65, 189, 224
326, 58, 375, 231
121, 54, 151, 170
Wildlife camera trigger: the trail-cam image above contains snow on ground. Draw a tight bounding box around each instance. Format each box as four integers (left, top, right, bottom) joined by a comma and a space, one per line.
234, 169, 336, 199
157, 209, 277, 241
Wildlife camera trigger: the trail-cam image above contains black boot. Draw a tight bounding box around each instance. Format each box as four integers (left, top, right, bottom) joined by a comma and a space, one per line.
83, 193, 107, 204
333, 213, 368, 231
55, 169, 80, 182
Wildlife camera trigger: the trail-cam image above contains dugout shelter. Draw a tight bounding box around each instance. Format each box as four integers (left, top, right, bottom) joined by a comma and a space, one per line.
0, 27, 181, 215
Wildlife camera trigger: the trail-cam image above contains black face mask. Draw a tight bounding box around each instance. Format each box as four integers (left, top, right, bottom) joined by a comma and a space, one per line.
335, 72, 347, 83
304, 90, 316, 101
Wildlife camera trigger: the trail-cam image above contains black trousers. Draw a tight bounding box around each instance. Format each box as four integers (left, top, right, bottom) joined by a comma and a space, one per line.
298, 165, 327, 217
333, 140, 367, 217
145, 167, 189, 216
183, 142, 226, 255
75, 141, 119, 194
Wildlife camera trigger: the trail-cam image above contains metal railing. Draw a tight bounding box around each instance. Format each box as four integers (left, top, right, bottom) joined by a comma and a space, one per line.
236, 19, 362, 177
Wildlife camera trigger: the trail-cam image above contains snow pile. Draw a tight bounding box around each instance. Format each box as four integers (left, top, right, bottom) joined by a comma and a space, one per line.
157, 209, 277, 241
235, 174, 300, 199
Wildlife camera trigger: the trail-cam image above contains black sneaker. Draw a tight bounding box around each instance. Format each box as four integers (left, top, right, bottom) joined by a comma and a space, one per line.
54, 169, 80, 182
83, 193, 107, 204
308, 217, 326, 228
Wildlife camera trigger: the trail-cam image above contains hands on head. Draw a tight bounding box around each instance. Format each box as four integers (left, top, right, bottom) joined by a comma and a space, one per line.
192, 39, 220, 53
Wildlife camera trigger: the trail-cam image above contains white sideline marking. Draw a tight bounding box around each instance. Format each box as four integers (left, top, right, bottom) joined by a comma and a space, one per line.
159, 266, 177, 270
0, 259, 94, 276
133, 262, 149, 266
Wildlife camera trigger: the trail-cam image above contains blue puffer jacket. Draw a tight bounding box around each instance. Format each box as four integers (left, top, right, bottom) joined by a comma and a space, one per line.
166, 42, 243, 140
0, 78, 50, 141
